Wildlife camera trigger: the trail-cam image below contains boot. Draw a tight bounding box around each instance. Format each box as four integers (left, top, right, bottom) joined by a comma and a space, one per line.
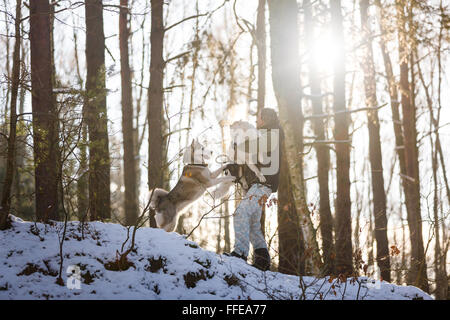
224, 251, 247, 262
253, 248, 270, 271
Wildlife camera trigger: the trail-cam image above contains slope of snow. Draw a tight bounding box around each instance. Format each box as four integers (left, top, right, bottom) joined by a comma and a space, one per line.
0, 216, 432, 300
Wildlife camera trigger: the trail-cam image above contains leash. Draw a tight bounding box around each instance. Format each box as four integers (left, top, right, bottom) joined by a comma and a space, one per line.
215, 141, 237, 164
215, 154, 231, 164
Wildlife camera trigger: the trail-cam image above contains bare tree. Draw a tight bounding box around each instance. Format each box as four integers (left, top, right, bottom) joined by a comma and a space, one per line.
147, 0, 166, 227
415, 33, 447, 299
0, 0, 21, 229
330, 0, 353, 275
256, 0, 266, 115
359, 0, 390, 282
119, 0, 138, 225
396, 0, 428, 292
304, 0, 335, 276
72, 11, 88, 222
85, 0, 111, 221
30, 0, 60, 222
277, 138, 306, 275
256, 0, 267, 237
268, 0, 323, 274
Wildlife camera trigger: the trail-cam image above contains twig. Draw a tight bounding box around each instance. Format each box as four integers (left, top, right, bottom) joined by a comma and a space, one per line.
186, 196, 232, 239
165, 13, 208, 32
304, 103, 388, 121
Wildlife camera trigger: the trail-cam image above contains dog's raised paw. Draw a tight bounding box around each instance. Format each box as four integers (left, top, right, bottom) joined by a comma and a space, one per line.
257, 174, 266, 183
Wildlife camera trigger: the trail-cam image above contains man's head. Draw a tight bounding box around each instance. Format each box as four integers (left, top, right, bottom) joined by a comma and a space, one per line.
257, 108, 279, 129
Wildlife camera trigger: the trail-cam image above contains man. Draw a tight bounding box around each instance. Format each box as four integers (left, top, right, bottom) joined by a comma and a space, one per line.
225, 108, 284, 271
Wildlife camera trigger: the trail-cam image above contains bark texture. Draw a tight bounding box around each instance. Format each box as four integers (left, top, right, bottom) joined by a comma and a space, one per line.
120, 0, 138, 225
268, 0, 322, 273
30, 0, 60, 222
85, 0, 111, 221
0, 0, 22, 229
359, 0, 391, 282
304, 0, 335, 275
330, 0, 353, 275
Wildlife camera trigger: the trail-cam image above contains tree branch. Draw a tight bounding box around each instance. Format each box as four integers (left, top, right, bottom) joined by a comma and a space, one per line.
304, 103, 388, 121
165, 13, 208, 32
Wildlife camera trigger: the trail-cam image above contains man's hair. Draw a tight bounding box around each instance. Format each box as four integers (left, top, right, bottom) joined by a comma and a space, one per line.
260, 108, 280, 128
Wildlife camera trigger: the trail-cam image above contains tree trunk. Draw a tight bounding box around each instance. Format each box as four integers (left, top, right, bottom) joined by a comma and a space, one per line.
184, 2, 200, 150
216, 206, 222, 253
256, 0, 266, 114
256, 0, 267, 236
72, 19, 88, 221
304, 0, 335, 275
415, 6, 447, 297
353, 155, 364, 268
375, 0, 407, 181
119, 0, 138, 226
0, 0, 21, 230
12, 38, 27, 216
3, 0, 10, 125
147, 0, 164, 190
268, 0, 322, 274
359, 0, 391, 282
30, 0, 60, 222
416, 47, 446, 299
396, 1, 429, 292
147, 0, 165, 227
330, 0, 353, 275
219, 124, 231, 252
223, 201, 231, 253
134, 13, 148, 211
77, 125, 88, 220
431, 129, 445, 299
278, 140, 306, 275
376, 0, 410, 283
85, 0, 111, 221
368, 214, 374, 268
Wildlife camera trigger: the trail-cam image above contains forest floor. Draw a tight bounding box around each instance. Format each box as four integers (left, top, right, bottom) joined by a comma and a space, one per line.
0, 215, 432, 300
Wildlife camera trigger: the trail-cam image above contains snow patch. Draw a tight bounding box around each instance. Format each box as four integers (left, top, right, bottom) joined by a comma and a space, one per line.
0, 216, 432, 300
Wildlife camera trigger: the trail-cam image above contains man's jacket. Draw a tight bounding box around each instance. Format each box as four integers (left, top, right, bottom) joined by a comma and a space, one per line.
232, 124, 284, 193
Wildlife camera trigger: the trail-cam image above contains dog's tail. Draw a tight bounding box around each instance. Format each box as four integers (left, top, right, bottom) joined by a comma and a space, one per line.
149, 188, 169, 210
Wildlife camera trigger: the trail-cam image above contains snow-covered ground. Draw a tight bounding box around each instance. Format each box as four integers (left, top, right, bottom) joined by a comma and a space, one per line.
0, 216, 432, 300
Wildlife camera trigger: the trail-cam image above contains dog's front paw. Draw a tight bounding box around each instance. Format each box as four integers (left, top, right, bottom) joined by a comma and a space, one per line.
257, 173, 266, 183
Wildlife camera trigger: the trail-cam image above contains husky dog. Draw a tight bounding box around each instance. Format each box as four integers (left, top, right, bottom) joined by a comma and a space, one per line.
228, 120, 266, 184
149, 139, 235, 232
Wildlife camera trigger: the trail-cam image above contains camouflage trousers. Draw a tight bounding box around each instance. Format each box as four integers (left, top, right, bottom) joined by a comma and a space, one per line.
233, 183, 272, 258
